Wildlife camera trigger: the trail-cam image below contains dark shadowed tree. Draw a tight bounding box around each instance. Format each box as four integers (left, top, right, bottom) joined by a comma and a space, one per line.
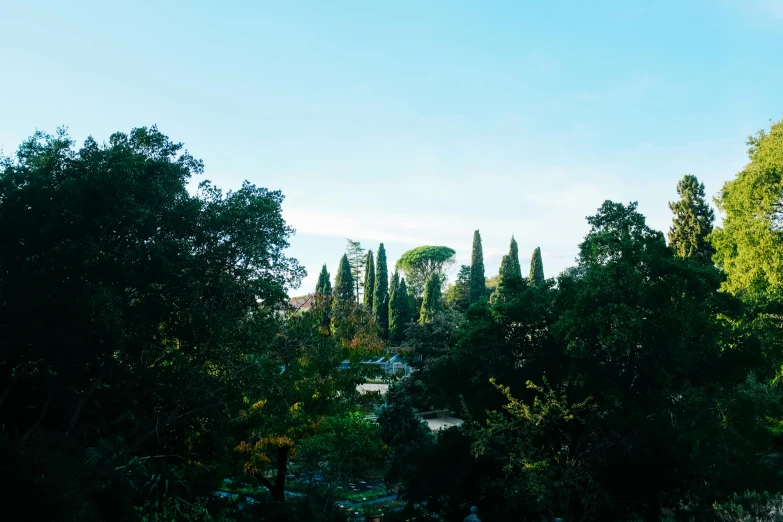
491, 238, 524, 303
373, 243, 389, 337
445, 265, 471, 311
333, 254, 354, 304
0, 126, 308, 519
470, 230, 486, 304
363, 249, 375, 310
390, 276, 412, 344
419, 273, 442, 324
389, 270, 401, 344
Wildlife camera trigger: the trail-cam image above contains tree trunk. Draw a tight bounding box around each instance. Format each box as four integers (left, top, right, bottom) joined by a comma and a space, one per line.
271, 445, 289, 502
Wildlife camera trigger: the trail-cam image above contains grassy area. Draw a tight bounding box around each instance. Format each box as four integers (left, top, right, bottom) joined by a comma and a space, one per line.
220, 477, 392, 504
339, 488, 390, 502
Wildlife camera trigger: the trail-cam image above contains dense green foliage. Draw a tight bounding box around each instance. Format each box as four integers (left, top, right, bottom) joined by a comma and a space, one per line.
396, 245, 456, 296
4, 119, 783, 522
389, 275, 412, 345
315, 264, 332, 294
469, 230, 486, 303
528, 246, 544, 285
373, 243, 389, 337
419, 274, 442, 324
444, 265, 471, 310
490, 237, 524, 303
345, 239, 366, 303
389, 195, 783, 522
0, 127, 386, 521
509, 236, 521, 278
333, 254, 355, 302
363, 249, 375, 309
668, 174, 715, 263
712, 117, 783, 303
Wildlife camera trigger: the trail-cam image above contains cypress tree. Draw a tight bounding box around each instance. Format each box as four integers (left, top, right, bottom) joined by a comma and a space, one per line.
388, 270, 401, 344
492, 238, 524, 303
333, 254, 354, 304
419, 273, 441, 324
402, 278, 415, 324
509, 236, 522, 279
668, 174, 715, 264
363, 250, 375, 309
469, 230, 486, 303
529, 247, 544, 286
331, 254, 355, 338
315, 264, 331, 294
373, 243, 389, 336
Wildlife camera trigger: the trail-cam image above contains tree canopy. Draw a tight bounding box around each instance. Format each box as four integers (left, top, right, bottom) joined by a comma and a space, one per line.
396, 245, 456, 296
712, 117, 783, 303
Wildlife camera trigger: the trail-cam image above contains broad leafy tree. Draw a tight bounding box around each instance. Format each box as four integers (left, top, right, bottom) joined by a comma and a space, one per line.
396, 245, 456, 296
712, 118, 783, 303
0, 126, 306, 519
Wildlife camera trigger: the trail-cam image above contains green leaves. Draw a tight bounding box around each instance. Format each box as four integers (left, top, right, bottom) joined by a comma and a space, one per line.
668, 174, 715, 264
528, 247, 544, 286
396, 245, 456, 296
373, 243, 389, 337
419, 273, 442, 324
0, 126, 305, 519
712, 117, 783, 303
469, 230, 486, 304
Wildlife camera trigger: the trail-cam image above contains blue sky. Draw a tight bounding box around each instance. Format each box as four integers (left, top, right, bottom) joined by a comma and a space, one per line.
2, 1, 782, 293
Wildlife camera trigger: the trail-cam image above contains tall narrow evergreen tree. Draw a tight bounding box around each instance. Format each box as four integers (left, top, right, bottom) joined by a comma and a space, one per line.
399, 277, 411, 321
315, 264, 332, 294
388, 270, 402, 344
469, 230, 486, 303
331, 254, 355, 337
509, 236, 522, 279
419, 273, 442, 324
345, 239, 366, 303
373, 243, 389, 336
333, 254, 354, 305
492, 238, 524, 303
529, 247, 544, 286
363, 250, 375, 309
668, 174, 715, 264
